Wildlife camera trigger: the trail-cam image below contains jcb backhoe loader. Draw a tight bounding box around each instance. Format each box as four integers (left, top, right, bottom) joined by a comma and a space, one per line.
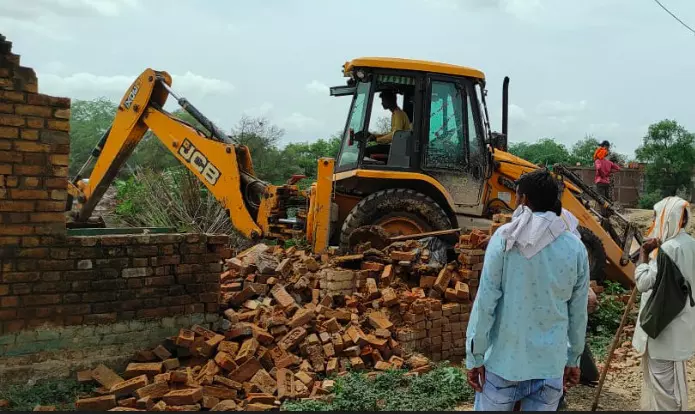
67, 57, 641, 287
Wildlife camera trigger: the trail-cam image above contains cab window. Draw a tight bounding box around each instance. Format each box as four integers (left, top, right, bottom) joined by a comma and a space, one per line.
337, 80, 370, 168
424, 81, 465, 170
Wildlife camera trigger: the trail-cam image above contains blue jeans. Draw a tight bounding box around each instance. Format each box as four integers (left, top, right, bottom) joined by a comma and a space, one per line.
474, 371, 563, 411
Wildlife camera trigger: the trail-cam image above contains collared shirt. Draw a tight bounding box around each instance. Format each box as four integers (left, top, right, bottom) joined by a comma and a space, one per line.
594, 158, 620, 184
465, 220, 590, 381
376, 108, 411, 144
633, 230, 695, 361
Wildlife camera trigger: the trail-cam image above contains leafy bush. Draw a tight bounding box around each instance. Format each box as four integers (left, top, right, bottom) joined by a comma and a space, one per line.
638, 190, 663, 209
282, 363, 474, 411
589, 281, 629, 335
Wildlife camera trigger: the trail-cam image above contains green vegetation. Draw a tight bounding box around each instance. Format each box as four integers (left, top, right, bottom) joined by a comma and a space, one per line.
508, 135, 628, 168
587, 281, 637, 361
282, 363, 474, 411
0, 378, 94, 411
635, 119, 695, 208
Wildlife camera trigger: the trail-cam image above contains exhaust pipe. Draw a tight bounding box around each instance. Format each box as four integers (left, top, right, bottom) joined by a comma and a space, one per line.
502, 76, 509, 139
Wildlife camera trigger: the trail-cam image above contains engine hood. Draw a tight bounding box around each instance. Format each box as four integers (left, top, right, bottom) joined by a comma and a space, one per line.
492, 150, 539, 169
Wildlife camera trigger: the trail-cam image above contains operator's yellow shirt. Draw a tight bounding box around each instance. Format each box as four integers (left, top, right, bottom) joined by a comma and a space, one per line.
376, 108, 411, 144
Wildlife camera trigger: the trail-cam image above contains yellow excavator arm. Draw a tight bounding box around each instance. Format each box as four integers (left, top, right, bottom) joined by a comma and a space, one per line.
67, 68, 334, 248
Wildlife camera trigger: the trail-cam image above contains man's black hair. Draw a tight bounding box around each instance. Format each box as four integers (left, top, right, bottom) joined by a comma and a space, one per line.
683, 209, 690, 229
600, 140, 610, 148
516, 169, 562, 216
379, 90, 397, 101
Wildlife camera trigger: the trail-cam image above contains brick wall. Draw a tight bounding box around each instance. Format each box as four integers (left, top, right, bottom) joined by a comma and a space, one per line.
566, 166, 644, 207
0, 34, 231, 383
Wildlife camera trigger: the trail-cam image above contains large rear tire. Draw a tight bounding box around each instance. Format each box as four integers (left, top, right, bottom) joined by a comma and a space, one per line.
578, 226, 607, 283
339, 188, 452, 252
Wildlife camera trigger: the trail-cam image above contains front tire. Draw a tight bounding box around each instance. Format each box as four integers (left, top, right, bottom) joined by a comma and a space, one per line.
339, 188, 452, 252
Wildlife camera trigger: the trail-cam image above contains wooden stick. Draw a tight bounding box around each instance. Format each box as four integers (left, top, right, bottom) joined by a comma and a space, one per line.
590, 287, 638, 411
388, 228, 461, 242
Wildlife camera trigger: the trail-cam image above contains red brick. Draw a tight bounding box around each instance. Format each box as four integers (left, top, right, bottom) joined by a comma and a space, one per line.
25, 117, 44, 128
2, 272, 40, 283
0, 296, 18, 308
229, 359, 262, 383
75, 395, 116, 411
0, 151, 18, 163
1, 225, 34, 235
47, 119, 69, 132
13, 165, 43, 175
162, 388, 203, 406
0, 114, 24, 127
22, 294, 61, 306
14, 140, 51, 152
0, 200, 34, 212
14, 104, 52, 117
54, 108, 70, 119
47, 154, 69, 166
9, 189, 47, 200
110, 375, 149, 397
0, 102, 12, 113
0, 91, 24, 103
19, 129, 38, 140
0, 309, 17, 321
0, 127, 18, 139
0, 140, 10, 150
27, 94, 70, 107
49, 190, 67, 201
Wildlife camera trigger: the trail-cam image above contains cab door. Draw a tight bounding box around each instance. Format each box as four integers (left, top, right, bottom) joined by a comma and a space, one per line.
421, 75, 487, 215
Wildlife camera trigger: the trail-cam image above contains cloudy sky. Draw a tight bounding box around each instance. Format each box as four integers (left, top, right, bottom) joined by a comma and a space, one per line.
1, 0, 694, 158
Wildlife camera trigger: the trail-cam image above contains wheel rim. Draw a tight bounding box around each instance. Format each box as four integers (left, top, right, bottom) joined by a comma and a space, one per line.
375, 213, 429, 237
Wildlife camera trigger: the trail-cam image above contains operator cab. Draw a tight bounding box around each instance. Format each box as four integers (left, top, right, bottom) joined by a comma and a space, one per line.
330, 57, 497, 214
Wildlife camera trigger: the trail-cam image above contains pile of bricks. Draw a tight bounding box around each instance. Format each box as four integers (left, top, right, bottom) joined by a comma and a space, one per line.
72, 215, 515, 411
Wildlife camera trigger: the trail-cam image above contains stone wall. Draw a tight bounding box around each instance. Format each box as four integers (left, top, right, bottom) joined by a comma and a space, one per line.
0, 34, 230, 383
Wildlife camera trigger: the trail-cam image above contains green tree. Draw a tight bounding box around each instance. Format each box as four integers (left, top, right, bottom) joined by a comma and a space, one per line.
69, 97, 118, 177
281, 136, 342, 178
508, 138, 574, 167
571, 135, 600, 166
635, 119, 695, 198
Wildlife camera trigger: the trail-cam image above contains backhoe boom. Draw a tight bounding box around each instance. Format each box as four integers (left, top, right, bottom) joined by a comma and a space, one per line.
68, 69, 265, 239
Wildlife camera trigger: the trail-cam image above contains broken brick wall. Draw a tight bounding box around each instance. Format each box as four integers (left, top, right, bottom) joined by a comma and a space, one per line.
0, 34, 230, 384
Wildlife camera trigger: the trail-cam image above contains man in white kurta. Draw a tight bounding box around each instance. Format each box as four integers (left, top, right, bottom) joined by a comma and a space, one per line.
632, 196, 695, 411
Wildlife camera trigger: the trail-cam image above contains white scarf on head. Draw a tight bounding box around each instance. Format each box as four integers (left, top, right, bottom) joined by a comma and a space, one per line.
649, 196, 690, 245
498, 205, 571, 259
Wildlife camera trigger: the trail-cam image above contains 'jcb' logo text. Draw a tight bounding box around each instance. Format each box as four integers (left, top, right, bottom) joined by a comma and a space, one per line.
178, 139, 221, 185
124, 81, 140, 110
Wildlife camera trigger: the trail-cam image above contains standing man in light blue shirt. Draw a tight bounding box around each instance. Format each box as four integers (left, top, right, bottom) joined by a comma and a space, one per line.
465, 169, 590, 411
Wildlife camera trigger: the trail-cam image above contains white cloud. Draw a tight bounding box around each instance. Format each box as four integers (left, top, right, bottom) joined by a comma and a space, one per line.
508, 103, 527, 122
422, 0, 543, 19
305, 80, 329, 95
282, 112, 321, 130
37, 71, 235, 103
243, 102, 274, 118
535, 100, 588, 117
0, 0, 140, 19
0, 0, 139, 40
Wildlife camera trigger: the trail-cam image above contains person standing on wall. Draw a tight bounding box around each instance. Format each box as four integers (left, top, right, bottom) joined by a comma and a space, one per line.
593, 140, 621, 215
632, 196, 695, 411
465, 169, 590, 411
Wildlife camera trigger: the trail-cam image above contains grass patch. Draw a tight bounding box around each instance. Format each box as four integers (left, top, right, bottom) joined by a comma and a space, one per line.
282, 363, 474, 411
587, 333, 613, 362
0, 379, 94, 411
